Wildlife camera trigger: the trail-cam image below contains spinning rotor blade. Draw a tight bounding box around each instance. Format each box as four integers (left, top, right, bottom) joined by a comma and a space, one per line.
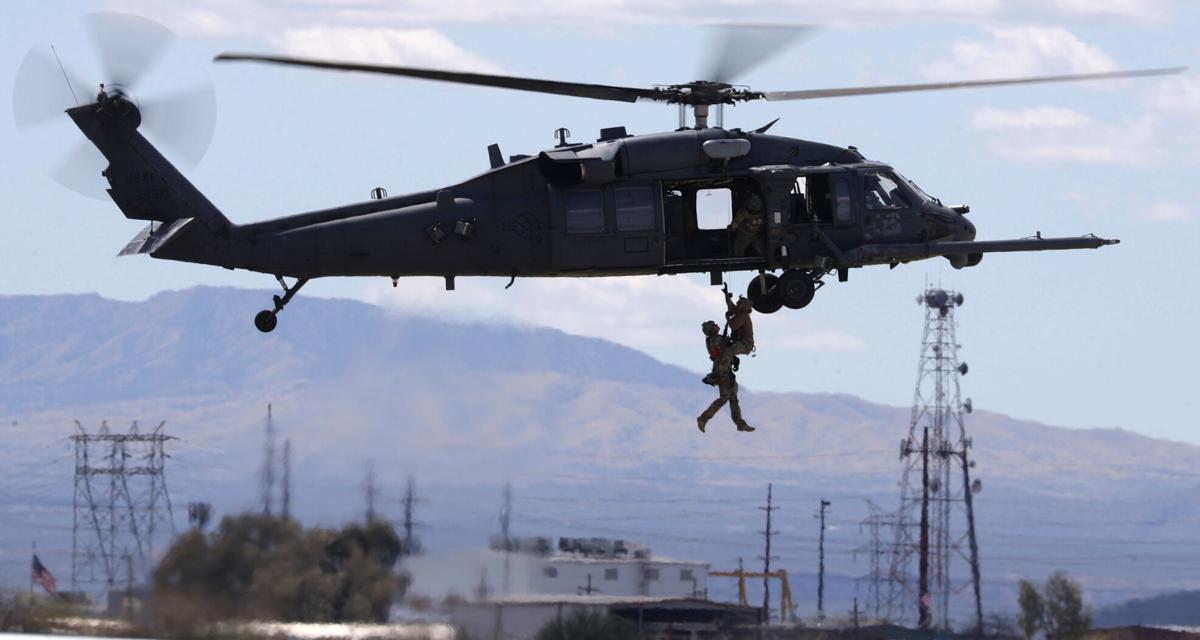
85, 12, 173, 90
214, 53, 661, 103
140, 84, 218, 167
12, 47, 87, 128
52, 140, 108, 199
763, 66, 1187, 101
11, 12, 218, 199
702, 24, 816, 84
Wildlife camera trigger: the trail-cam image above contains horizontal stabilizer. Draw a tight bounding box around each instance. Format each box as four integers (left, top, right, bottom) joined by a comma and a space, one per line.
118, 218, 193, 256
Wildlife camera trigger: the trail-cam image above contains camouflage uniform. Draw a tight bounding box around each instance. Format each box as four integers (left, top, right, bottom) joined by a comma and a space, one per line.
715, 296, 754, 377
731, 194, 766, 257
697, 321, 754, 433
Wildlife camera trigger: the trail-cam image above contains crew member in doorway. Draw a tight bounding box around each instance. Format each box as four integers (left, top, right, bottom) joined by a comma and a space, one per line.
730, 193, 766, 257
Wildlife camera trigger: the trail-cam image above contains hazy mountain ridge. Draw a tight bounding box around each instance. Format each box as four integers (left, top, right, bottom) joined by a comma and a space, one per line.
1, 287, 1198, 614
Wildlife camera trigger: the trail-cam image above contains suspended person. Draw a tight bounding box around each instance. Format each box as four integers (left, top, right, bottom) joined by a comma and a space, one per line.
697, 320, 754, 433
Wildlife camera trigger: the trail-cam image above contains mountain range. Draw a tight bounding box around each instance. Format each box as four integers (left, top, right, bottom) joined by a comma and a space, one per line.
1, 287, 1197, 626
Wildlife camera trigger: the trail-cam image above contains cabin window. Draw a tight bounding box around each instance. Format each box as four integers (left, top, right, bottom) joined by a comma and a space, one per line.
543, 566, 558, 578
680, 569, 694, 582
564, 190, 605, 234
832, 178, 852, 224
864, 172, 911, 210
695, 188, 732, 230
604, 568, 619, 581
614, 187, 656, 232
644, 568, 660, 581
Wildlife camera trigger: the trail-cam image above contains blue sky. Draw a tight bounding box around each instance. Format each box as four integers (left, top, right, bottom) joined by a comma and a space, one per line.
2, 0, 1198, 443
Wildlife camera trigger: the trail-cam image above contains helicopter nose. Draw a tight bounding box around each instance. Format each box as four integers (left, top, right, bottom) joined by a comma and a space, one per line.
957, 214, 976, 241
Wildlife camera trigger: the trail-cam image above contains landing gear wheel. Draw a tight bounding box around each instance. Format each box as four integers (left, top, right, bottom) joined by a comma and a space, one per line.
254, 310, 278, 333
746, 273, 783, 314
777, 270, 816, 309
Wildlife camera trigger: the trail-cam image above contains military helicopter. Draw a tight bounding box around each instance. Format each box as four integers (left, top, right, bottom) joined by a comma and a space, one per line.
28, 17, 1183, 332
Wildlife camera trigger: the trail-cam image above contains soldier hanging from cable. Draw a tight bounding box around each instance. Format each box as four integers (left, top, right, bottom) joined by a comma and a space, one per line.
697, 286, 756, 433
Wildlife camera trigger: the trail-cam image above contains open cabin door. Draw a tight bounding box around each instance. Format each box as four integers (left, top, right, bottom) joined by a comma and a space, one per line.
551, 183, 664, 272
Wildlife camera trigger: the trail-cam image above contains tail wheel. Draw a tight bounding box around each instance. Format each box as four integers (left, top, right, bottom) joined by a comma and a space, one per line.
777, 270, 816, 309
746, 273, 783, 314
254, 310, 278, 333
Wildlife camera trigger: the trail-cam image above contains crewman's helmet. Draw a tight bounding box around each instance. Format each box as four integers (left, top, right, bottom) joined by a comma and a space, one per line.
701, 320, 720, 336
745, 194, 764, 212
735, 297, 753, 313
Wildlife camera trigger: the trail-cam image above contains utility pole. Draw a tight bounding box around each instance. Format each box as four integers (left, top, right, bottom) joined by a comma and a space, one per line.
500, 483, 513, 593
261, 404, 276, 516
401, 476, 421, 556
918, 426, 931, 630
818, 499, 831, 617
281, 439, 292, 521
758, 483, 779, 624
363, 461, 379, 522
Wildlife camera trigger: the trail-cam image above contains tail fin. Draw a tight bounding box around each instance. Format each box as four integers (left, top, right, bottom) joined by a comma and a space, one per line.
67, 98, 242, 264
67, 99, 232, 233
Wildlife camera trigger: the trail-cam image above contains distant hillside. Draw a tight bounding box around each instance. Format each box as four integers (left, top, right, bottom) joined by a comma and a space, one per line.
0, 287, 1198, 621
1095, 591, 1200, 627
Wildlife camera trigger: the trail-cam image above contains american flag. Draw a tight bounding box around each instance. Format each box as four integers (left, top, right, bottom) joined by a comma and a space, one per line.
31, 554, 58, 596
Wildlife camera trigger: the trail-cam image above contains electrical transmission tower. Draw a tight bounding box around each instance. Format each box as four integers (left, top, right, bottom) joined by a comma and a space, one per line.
71, 421, 175, 599
886, 288, 984, 631
855, 500, 898, 621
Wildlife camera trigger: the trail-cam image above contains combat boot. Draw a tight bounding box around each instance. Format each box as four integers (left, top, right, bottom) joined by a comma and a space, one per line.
696, 416, 708, 433
702, 372, 720, 386
736, 422, 756, 433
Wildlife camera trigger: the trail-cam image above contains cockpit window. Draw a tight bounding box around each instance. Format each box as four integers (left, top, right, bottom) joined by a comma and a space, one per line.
864, 172, 912, 210
896, 172, 934, 203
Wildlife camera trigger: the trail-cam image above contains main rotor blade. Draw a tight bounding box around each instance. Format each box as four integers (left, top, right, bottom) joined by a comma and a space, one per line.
702, 24, 816, 84
215, 53, 661, 104
763, 67, 1187, 101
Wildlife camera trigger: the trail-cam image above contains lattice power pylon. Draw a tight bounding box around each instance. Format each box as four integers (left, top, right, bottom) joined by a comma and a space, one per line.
885, 288, 984, 631
71, 421, 176, 599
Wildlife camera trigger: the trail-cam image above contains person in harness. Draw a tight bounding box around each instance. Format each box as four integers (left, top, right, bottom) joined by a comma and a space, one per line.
697, 287, 756, 433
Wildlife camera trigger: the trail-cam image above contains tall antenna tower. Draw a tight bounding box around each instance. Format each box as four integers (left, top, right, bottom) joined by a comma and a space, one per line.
71, 421, 175, 599
885, 287, 984, 631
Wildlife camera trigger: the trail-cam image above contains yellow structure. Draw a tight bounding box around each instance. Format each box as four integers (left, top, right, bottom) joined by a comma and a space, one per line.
708, 568, 797, 622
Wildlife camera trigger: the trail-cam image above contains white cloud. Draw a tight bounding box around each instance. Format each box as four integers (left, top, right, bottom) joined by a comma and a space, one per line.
1138, 201, 1194, 223
359, 275, 865, 355
970, 106, 1158, 166
971, 105, 1091, 130
924, 26, 1118, 80
275, 28, 508, 74
1144, 75, 1200, 121
109, 0, 1176, 38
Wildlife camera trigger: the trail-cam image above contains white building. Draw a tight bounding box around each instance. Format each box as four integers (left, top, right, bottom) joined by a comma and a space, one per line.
403, 536, 708, 601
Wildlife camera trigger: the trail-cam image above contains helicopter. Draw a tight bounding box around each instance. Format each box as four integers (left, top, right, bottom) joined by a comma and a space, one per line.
36, 17, 1184, 332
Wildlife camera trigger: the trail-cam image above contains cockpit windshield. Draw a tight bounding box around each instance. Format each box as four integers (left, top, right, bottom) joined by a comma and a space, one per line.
896, 172, 934, 203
